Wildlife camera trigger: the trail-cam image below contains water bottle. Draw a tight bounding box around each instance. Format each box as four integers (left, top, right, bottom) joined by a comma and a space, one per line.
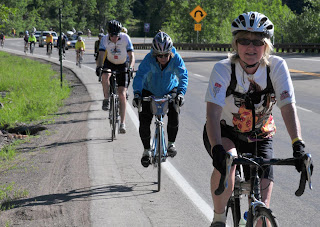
244, 211, 248, 220
239, 211, 248, 227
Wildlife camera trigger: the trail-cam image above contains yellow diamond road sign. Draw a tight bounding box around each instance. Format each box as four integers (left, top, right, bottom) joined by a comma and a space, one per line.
190, 5, 207, 23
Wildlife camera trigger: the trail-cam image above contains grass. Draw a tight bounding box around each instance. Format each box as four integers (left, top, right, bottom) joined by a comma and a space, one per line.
0, 51, 71, 127
0, 51, 71, 213
0, 182, 29, 211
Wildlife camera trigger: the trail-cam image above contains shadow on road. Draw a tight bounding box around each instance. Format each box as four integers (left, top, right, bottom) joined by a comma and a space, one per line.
1, 183, 158, 210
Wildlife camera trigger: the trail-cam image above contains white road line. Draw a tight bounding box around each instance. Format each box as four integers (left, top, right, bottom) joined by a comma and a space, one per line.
126, 104, 213, 222
194, 73, 205, 78
297, 106, 313, 113
289, 58, 320, 62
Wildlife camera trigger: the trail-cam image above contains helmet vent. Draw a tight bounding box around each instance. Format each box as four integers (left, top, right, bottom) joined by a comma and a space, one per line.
238, 15, 246, 27
259, 17, 268, 27
250, 14, 255, 27
266, 25, 273, 30
232, 21, 239, 28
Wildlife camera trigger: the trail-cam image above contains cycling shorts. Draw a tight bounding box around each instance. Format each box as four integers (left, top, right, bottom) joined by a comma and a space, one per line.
103, 59, 130, 88
203, 121, 274, 181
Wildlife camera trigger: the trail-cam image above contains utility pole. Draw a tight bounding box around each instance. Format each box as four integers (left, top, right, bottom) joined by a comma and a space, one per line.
59, 8, 63, 88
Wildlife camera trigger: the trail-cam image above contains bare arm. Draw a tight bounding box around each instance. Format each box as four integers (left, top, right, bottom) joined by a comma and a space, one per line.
127, 51, 135, 69
280, 103, 302, 141
206, 102, 223, 147
97, 50, 105, 67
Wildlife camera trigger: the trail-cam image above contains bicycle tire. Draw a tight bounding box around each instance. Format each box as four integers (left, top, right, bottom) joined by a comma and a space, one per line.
115, 98, 120, 134
110, 96, 116, 141
252, 207, 279, 227
156, 127, 162, 192
226, 196, 241, 226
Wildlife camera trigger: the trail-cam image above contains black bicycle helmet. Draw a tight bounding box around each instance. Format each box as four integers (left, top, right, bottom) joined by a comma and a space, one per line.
152, 31, 173, 54
231, 11, 274, 38
108, 20, 122, 36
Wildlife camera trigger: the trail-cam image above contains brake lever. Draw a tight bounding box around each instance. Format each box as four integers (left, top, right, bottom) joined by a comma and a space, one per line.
295, 153, 312, 196
305, 153, 313, 190
214, 152, 234, 195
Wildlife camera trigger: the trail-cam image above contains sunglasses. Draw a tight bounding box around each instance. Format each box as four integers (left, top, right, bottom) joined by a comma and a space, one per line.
157, 53, 170, 58
237, 38, 265, 46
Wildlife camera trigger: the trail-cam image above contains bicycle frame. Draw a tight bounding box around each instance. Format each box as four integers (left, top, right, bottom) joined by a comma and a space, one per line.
221, 153, 313, 226
140, 95, 174, 192
24, 42, 28, 54
108, 72, 119, 141
30, 42, 35, 54
151, 114, 168, 164
47, 42, 52, 57
76, 50, 83, 68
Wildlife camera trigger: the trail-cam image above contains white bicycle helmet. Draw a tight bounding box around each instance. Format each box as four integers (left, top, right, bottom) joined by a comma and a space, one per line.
152, 32, 173, 54
231, 12, 274, 38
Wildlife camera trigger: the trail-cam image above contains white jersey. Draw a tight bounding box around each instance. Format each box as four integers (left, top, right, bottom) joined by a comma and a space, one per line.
99, 32, 134, 65
205, 55, 295, 139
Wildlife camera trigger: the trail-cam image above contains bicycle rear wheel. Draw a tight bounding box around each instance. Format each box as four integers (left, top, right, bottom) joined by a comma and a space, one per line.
252, 207, 279, 227
156, 127, 162, 192
110, 95, 117, 141
115, 98, 120, 134
226, 196, 241, 226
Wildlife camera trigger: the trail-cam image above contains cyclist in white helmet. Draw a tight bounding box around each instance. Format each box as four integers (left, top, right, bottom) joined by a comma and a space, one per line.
96, 19, 135, 134
203, 12, 311, 227
75, 35, 85, 65
132, 31, 188, 168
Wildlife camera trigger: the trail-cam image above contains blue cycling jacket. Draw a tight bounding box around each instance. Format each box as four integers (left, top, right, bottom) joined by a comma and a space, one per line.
133, 47, 188, 97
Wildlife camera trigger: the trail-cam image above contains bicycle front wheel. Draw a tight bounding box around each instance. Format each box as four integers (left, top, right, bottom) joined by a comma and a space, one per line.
156, 127, 162, 192
252, 207, 279, 227
226, 196, 241, 226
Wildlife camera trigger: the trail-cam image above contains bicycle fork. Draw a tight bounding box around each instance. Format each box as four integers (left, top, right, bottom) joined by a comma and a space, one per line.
152, 119, 166, 165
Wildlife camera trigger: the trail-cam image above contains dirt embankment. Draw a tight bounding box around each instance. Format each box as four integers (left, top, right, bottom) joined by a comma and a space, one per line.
0, 61, 91, 226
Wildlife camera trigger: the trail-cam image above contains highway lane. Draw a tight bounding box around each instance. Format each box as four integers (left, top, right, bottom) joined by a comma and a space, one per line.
2, 38, 319, 226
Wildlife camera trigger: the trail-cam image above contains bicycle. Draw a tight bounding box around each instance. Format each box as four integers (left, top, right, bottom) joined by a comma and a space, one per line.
24, 43, 28, 54
215, 150, 313, 226
47, 42, 53, 57
98, 68, 135, 141
137, 94, 179, 192
30, 42, 35, 54
0, 39, 4, 48
76, 50, 83, 68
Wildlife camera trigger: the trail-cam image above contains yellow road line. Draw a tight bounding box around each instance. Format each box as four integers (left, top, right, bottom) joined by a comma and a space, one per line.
289, 69, 320, 77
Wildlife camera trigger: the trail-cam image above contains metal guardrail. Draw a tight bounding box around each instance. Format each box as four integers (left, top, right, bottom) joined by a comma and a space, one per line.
133, 43, 320, 53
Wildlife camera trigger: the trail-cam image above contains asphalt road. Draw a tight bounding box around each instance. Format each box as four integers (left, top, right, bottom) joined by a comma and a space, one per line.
1, 37, 320, 226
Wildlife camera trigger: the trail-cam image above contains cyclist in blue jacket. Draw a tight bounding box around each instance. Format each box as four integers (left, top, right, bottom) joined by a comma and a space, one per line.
132, 31, 188, 167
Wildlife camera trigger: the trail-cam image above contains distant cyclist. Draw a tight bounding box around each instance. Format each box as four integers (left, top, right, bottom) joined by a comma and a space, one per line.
94, 33, 104, 65
96, 19, 135, 134
24, 31, 29, 50
75, 36, 85, 65
46, 32, 53, 54
0, 32, 5, 46
28, 33, 37, 53
87, 29, 91, 38
11, 28, 16, 37
57, 33, 66, 59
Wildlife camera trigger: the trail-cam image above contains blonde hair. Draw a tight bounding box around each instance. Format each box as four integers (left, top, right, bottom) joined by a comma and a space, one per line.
229, 31, 273, 66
